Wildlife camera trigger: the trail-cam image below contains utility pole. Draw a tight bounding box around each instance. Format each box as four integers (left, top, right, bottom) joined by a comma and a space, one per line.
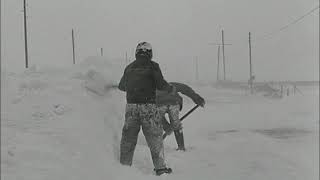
71, 29, 76, 64
23, 0, 29, 68
221, 30, 226, 80
208, 29, 231, 82
248, 32, 253, 94
217, 46, 220, 81
208, 43, 232, 81
0, 0, 2, 67
100, 48, 103, 56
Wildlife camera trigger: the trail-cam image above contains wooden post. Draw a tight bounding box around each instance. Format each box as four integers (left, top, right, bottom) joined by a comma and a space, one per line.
249, 32, 253, 94
0, 0, 2, 65
100, 48, 103, 56
222, 30, 226, 80
217, 46, 220, 81
208, 41, 231, 82
72, 29, 75, 64
23, 0, 29, 68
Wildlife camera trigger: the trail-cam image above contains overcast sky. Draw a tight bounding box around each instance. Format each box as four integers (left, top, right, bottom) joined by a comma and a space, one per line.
2, 0, 319, 82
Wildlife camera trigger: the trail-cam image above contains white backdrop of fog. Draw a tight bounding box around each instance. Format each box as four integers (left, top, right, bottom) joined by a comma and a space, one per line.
2, 0, 319, 82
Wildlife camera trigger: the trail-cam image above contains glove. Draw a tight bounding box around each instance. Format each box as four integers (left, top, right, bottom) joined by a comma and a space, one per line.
195, 95, 205, 107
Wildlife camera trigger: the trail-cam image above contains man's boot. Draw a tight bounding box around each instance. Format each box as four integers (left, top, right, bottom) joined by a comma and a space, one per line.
154, 167, 172, 176
174, 129, 186, 151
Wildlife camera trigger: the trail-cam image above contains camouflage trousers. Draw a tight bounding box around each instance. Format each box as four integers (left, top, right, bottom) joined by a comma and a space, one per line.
120, 104, 166, 169
158, 104, 182, 133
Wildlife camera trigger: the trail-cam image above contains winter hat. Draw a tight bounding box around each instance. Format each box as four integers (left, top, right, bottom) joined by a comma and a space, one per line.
135, 42, 153, 59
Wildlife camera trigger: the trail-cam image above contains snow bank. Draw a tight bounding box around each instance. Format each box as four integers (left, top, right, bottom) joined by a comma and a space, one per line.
1, 57, 319, 180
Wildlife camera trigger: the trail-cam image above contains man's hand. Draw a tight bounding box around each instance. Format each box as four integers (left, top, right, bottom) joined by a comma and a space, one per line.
195, 96, 205, 107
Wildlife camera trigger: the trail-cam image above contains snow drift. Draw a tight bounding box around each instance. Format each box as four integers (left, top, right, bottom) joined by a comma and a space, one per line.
1, 57, 319, 180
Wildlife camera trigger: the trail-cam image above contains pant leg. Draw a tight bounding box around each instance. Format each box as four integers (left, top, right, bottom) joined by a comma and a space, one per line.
158, 105, 171, 133
167, 105, 182, 131
120, 104, 141, 166
161, 115, 171, 133
168, 105, 185, 149
140, 104, 167, 169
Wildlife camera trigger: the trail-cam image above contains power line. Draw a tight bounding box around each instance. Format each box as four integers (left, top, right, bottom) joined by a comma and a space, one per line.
216, 5, 319, 46
256, 5, 319, 41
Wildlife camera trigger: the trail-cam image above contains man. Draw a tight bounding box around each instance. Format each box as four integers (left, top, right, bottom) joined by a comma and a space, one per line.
118, 42, 174, 176
157, 82, 205, 151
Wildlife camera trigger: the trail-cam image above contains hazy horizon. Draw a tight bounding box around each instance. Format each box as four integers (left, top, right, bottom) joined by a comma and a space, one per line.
1, 0, 319, 82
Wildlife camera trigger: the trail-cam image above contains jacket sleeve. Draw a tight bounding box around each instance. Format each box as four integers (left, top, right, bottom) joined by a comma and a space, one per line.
118, 69, 127, 92
152, 63, 173, 92
170, 82, 205, 105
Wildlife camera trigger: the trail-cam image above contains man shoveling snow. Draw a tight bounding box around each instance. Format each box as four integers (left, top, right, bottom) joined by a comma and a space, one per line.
157, 82, 205, 151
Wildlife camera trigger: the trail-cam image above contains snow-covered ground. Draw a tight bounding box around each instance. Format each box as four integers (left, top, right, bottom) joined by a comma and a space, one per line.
1, 58, 319, 180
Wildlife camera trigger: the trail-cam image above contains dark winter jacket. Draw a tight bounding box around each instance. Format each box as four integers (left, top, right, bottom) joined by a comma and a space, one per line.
156, 82, 205, 110
118, 56, 173, 104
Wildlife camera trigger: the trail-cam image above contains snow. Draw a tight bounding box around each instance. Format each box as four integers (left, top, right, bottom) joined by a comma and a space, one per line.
1, 57, 319, 180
